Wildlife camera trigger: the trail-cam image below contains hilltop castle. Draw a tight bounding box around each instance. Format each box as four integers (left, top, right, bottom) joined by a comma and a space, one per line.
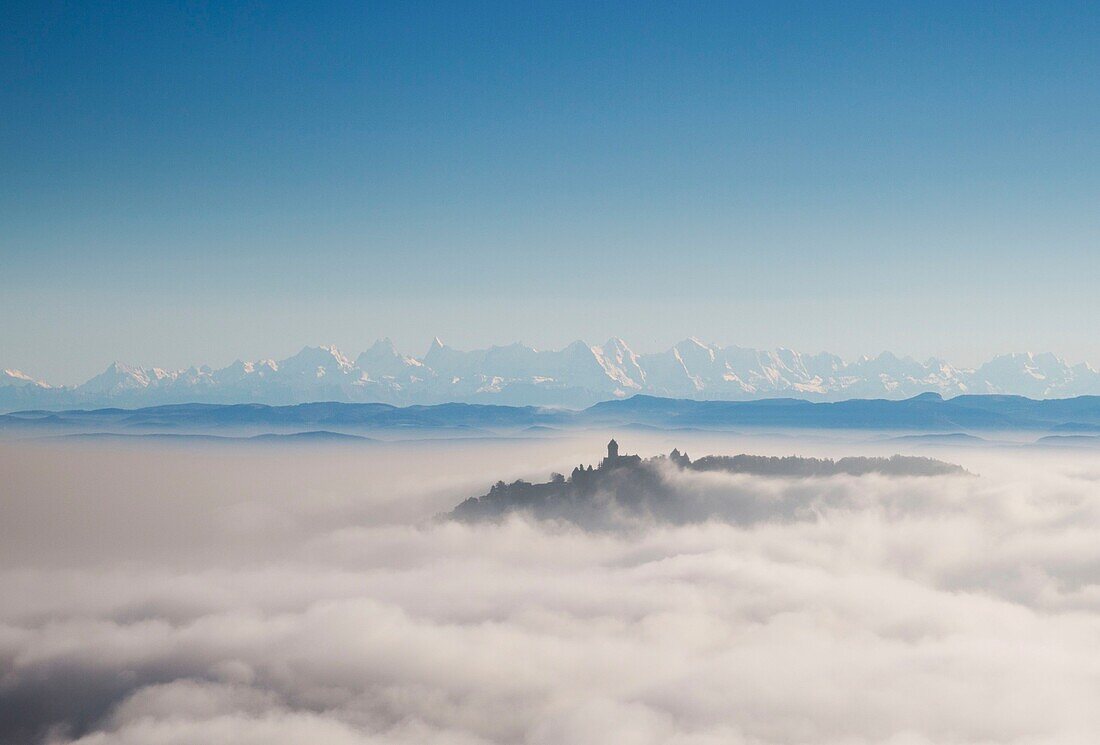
601, 438, 641, 469
449, 441, 964, 524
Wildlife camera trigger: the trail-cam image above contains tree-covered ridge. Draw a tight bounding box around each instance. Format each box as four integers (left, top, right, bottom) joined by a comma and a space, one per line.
449, 442, 967, 526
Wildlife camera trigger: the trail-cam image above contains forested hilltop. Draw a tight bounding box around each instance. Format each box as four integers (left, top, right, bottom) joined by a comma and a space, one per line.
449, 440, 967, 527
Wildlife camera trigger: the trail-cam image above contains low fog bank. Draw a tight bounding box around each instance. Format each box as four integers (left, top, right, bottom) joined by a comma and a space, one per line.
3, 435, 1100, 744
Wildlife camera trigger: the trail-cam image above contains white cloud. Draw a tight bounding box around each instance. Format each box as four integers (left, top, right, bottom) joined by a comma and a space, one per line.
3, 439, 1100, 744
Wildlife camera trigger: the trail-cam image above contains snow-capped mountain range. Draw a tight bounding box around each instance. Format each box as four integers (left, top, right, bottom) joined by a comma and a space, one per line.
4, 338, 1100, 411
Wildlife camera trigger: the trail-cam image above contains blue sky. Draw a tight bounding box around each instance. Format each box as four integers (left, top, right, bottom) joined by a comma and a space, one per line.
3, 1, 1099, 383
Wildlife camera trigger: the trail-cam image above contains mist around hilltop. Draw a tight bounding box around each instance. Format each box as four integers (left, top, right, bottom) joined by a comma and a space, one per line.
450, 443, 968, 528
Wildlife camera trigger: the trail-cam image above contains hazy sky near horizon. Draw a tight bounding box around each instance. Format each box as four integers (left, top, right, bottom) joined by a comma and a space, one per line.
3, 1, 1099, 383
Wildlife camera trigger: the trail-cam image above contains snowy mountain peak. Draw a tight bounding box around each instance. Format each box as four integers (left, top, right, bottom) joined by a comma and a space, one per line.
284, 345, 352, 369
593, 338, 645, 391
356, 338, 425, 378
1, 369, 50, 389
366, 337, 399, 354
77, 362, 157, 395
674, 338, 717, 365
6, 340, 1100, 411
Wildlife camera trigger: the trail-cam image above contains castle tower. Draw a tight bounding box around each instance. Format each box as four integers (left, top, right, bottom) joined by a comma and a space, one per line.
607, 438, 619, 460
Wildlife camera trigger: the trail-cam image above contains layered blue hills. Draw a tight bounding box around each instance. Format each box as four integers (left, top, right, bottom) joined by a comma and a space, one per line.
5, 393, 1100, 439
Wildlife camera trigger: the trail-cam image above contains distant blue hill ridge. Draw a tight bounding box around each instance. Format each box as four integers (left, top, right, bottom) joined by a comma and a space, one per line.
4, 393, 1100, 437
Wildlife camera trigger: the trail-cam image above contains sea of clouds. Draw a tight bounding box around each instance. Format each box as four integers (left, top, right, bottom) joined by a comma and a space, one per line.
3, 435, 1100, 744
